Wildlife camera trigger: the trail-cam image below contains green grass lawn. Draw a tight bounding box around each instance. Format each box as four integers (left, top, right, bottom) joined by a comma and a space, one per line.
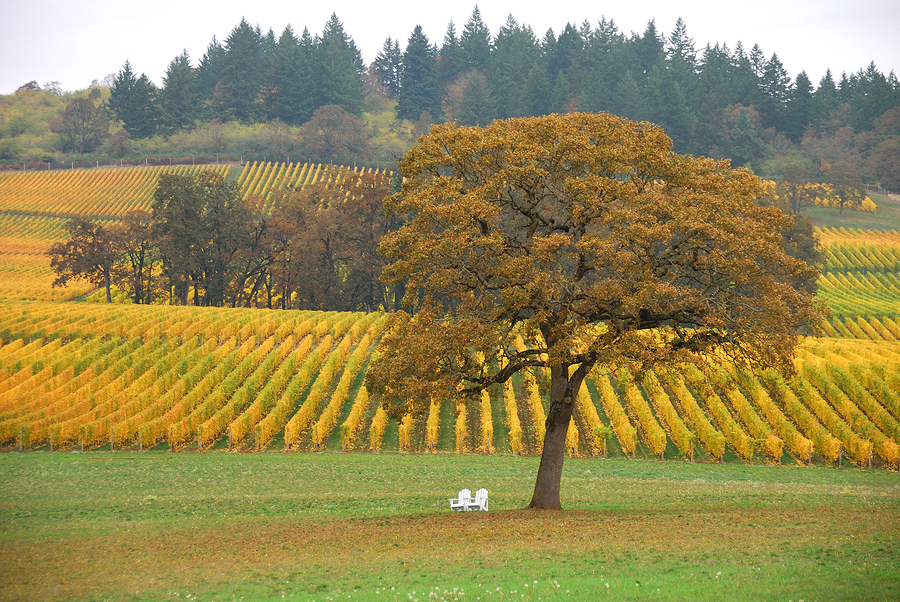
1, 452, 898, 601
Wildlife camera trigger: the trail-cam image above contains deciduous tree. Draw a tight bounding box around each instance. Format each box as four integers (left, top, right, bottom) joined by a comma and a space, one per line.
111, 211, 157, 304
268, 173, 391, 310
822, 160, 865, 215
50, 88, 109, 154
152, 170, 246, 306
775, 163, 819, 215
365, 113, 821, 510
297, 104, 371, 165
48, 218, 116, 302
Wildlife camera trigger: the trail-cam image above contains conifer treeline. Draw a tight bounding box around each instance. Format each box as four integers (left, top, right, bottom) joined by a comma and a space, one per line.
105, 9, 899, 161
11, 8, 900, 188
111, 15, 365, 135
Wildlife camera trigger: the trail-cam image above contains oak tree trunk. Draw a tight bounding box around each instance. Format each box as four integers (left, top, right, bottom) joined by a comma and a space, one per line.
528, 365, 582, 510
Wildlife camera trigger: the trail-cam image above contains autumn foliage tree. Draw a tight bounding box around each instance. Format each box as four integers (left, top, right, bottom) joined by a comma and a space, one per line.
151, 171, 247, 306
111, 210, 157, 304
269, 172, 391, 310
365, 113, 822, 510
775, 164, 819, 215
48, 218, 117, 302
821, 160, 865, 215
297, 104, 371, 166
48, 169, 392, 310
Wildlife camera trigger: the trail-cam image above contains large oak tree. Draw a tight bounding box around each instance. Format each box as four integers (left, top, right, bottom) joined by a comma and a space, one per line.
365, 112, 821, 510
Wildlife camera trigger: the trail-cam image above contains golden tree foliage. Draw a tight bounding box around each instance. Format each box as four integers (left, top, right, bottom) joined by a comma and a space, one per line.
365, 112, 821, 509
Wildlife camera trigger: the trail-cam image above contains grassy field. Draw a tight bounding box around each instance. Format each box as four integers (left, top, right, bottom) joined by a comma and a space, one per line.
1, 452, 898, 601
806, 193, 900, 231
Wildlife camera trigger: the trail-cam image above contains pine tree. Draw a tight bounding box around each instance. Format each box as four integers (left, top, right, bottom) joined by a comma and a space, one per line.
731, 42, 763, 108
849, 62, 894, 131
524, 62, 552, 116
726, 106, 765, 167
785, 70, 813, 141
810, 69, 839, 125
314, 14, 365, 116
437, 21, 465, 88
220, 19, 264, 122
159, 50, 198, 133
488, 15, 539, 118
546, 23, 582, 83
696, 44, 730, 109
540, 28, 558, 81
749, 44, 767, 79
552, 72, 573, 113
460, 6, 491, 73
647, 66, 694, 151
398, 25, 441, 122
634, 20, 665, 79
838, 71, 853, 104
665, 18, 697, 107
196, 37, 226, 119
457, 73, 496, 126
107, 60, 137, 121
372, 37, 402, 98
269, 26, 315, 125
615, 70, 648, 122
759, 53, 792, 131
577, 17, 623, 113
108, 61, 159, 138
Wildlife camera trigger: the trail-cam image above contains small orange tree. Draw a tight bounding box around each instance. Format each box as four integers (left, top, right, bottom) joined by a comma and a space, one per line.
365, 113, 821, 510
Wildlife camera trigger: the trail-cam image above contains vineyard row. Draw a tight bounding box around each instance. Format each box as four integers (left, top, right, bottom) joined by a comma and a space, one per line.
1, 303, 898, 469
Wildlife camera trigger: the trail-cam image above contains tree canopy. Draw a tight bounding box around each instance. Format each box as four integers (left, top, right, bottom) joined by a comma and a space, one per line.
48, 218, 117, 302
365, 112, 822, 510
49, 88, 109, 154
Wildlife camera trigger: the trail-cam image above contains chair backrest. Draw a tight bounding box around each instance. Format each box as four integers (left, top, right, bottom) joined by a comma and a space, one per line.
474, 488, 487, 502
459, 488, 472, 501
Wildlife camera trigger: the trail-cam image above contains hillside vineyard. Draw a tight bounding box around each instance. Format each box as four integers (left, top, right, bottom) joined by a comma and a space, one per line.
0, 165, 899, 468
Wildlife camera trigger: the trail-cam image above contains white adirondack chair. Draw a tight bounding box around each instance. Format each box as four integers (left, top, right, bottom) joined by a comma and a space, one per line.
449, 488, 472, 511
467, 488, 488, 511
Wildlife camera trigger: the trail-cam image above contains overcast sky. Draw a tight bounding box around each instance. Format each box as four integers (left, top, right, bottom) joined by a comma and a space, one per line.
2, 0, 898, 95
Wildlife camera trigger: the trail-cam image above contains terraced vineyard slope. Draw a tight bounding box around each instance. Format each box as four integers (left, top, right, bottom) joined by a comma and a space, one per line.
0, 163, 389, 302
0, 166, 898, 470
